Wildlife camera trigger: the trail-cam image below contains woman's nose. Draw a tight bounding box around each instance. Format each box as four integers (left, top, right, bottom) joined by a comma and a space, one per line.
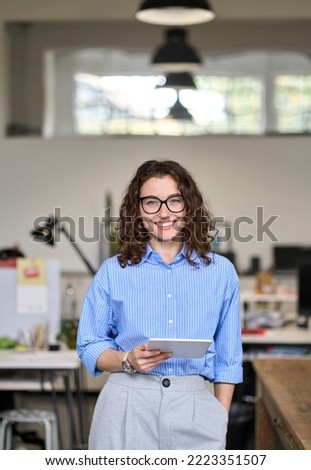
158, 202, 170, 216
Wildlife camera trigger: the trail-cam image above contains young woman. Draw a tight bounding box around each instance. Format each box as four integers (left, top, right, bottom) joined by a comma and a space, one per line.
77, 159, 243, 450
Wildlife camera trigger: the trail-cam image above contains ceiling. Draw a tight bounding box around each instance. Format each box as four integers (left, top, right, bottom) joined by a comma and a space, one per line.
104, 0, 311, 22
2, 0, 311, 23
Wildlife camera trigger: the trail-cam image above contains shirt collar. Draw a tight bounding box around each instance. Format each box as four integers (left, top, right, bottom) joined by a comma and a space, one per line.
140, 243, 202, 266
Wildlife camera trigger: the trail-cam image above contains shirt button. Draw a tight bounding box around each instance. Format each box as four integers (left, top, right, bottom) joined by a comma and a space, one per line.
167, 293, 172, 298
162, 378, 171, 388
168, 319, 173, 324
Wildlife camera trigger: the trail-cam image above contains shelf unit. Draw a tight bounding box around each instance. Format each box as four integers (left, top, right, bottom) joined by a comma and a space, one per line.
240, 291, 297, 317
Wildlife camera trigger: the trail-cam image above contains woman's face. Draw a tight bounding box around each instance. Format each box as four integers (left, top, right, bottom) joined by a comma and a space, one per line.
139, 175, 186, 244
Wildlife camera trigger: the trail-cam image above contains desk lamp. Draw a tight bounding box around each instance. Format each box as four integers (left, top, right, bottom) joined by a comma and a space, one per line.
31, 216, 96, 276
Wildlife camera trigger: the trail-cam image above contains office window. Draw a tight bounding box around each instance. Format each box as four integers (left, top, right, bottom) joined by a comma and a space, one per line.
275, 75, 311, 133
193, 76, 262, 134
43, 49, 311, 138
73, 73, 263, 136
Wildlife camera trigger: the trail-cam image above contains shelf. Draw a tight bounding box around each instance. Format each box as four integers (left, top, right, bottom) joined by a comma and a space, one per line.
240, 290, 298, 318
242, 325, 311, 345
240, 291, 297, 303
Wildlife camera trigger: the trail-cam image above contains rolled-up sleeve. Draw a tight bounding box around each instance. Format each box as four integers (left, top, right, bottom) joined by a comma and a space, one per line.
76, 264, 117, 376
213, 268, 243, 384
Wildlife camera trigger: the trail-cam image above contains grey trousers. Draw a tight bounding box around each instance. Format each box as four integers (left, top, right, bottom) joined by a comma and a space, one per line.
88, 373, 228, 450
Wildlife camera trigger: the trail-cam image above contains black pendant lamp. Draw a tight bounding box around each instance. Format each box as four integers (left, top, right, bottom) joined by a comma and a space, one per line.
135, 0, 215, 26
168, 97, 193, 121
163, 72, 197, 89
151, 28, 202, 73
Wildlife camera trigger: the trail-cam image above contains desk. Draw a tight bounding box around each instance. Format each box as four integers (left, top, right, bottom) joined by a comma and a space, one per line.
252, 358, 311, 449
243, 324, 311, 346
242, 325, 311, 365
0, 350, 85, 449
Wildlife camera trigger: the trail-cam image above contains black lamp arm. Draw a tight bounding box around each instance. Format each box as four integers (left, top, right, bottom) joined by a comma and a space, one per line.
60, 225, 96, 276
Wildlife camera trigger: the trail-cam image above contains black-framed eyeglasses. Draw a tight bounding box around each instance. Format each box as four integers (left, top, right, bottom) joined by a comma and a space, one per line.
140, 195, 185, 214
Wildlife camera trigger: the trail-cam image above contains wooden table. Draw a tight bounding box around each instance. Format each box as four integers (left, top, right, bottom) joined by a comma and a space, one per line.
252, 358, 311, 449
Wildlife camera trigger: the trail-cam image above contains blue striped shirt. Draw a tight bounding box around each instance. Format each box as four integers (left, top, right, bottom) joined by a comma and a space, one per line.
77, 245, 243, 384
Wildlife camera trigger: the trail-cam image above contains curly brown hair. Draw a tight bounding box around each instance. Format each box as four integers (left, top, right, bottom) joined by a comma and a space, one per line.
116, 159, 215, 267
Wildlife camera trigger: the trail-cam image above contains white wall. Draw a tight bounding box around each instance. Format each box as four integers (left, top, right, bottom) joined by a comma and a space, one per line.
1, 136, 310, 274
1, 1, 310, 275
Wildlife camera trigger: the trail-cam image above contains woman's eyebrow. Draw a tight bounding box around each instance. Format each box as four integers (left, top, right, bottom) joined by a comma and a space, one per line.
140, 193, 182, 199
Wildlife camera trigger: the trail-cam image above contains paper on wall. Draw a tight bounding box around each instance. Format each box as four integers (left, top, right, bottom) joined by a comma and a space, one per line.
16, 258, 48, 314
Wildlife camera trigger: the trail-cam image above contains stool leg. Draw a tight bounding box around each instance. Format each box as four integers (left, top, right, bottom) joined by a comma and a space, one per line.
0, 421, 6, 449
43, 420, 52, 450
51, 418, 58, 450
1, 420, 13, 450
6, 422, 13, 449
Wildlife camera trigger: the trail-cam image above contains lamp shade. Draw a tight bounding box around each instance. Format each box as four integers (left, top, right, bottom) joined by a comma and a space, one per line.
31, 216, 57, 246
31, 216, 96, 276
162, 72, 197, 89
151, 28, 202, 73
168, 97, 193, 121
135, 0, 215, 26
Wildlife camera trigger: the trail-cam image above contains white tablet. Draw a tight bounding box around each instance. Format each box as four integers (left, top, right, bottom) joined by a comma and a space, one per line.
147, 338, 212, 359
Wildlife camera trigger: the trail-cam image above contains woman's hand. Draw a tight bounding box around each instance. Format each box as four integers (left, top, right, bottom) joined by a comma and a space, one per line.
96, 345, 172, 373
128, 343, 172, 372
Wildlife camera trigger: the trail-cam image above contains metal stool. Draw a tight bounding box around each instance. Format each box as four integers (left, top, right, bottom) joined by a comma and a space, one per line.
0, 409, 58, 449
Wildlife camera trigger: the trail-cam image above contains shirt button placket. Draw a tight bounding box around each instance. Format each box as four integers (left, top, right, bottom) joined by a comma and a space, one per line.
166, 267, 175, 336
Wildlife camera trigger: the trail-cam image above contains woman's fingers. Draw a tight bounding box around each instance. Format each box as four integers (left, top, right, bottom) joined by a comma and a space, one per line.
140, 352, 172, 371
131, 345, 172, 372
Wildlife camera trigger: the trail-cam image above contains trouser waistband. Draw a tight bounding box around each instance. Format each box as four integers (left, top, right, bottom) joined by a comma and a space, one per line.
108, 372, 207, 392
